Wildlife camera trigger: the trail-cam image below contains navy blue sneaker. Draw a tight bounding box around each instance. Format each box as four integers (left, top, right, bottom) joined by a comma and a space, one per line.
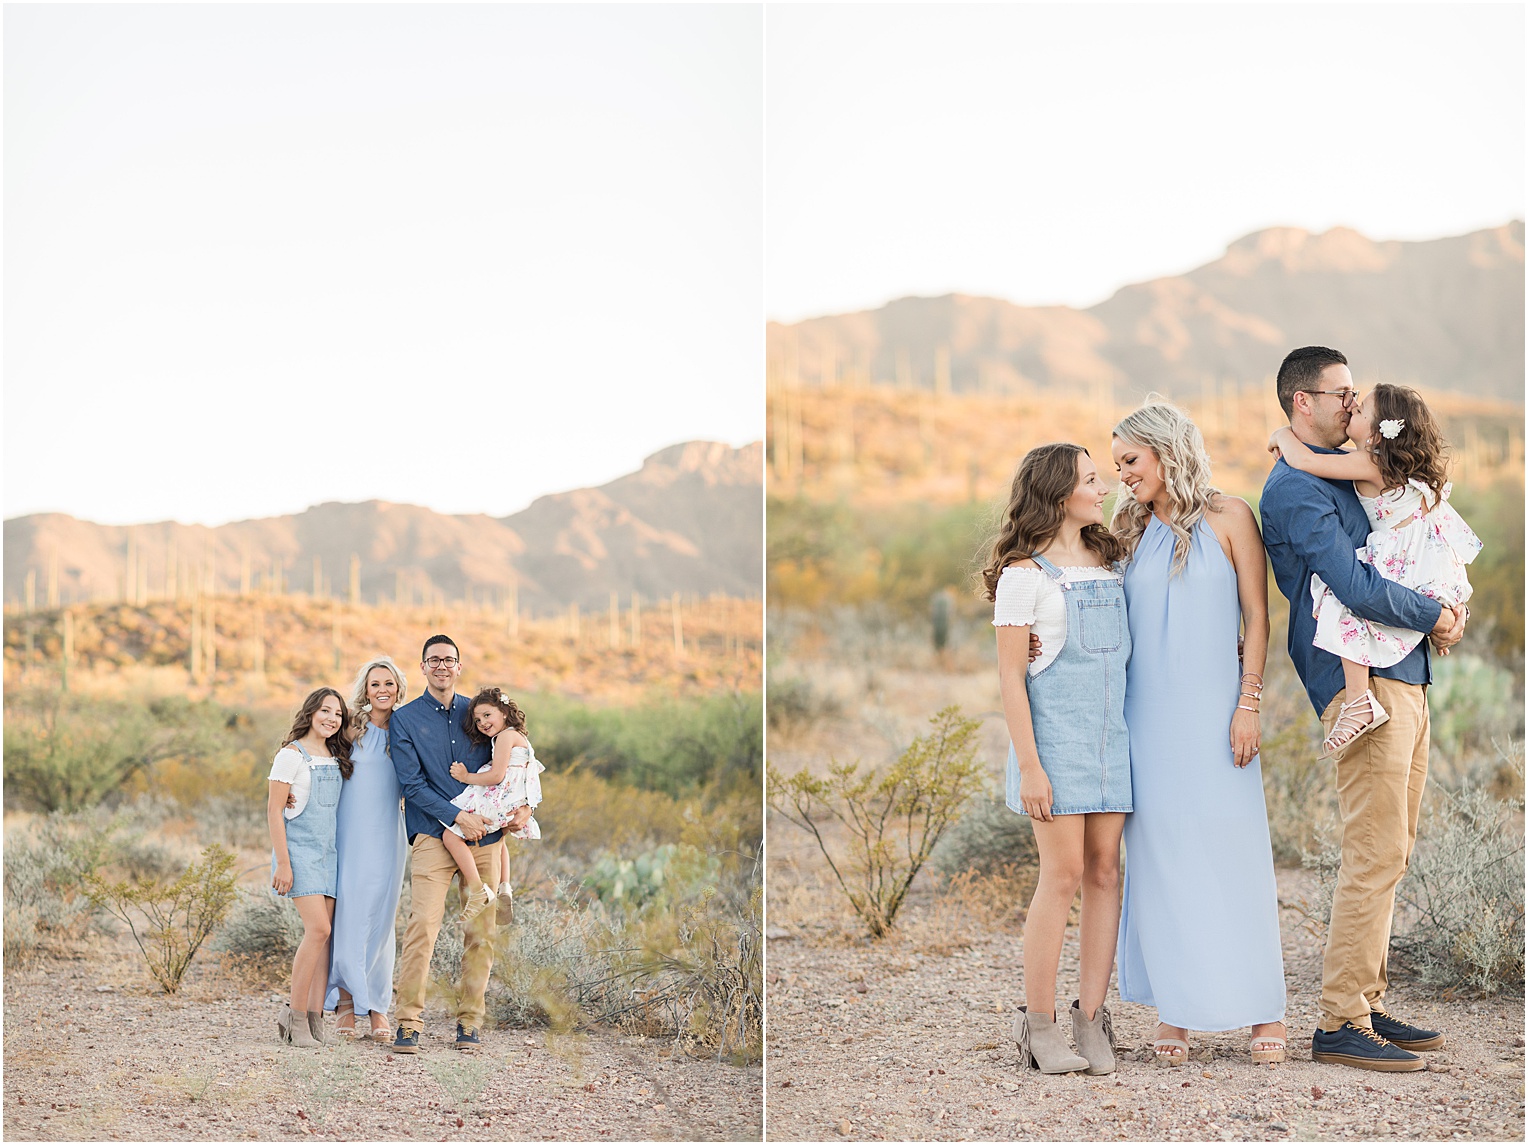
453, 1023, 481, 1052
392, 1026, 420, 1054
1371, 1006, 1446, 1051
1312, 1022, 1423, 1071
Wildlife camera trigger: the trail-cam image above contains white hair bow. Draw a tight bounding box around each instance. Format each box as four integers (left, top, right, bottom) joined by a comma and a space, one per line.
1379, 419, 1405, 440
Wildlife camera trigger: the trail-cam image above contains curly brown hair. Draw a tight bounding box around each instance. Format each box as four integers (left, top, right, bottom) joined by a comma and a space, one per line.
979, 443, 1126, 601
462, 687, 528, 744
1365, 384, 1449, 506
284, 688, 354, 779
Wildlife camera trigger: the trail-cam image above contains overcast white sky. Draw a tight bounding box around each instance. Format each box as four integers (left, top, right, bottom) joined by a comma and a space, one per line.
766, 3, 1525, 321
5, 4, 763, 526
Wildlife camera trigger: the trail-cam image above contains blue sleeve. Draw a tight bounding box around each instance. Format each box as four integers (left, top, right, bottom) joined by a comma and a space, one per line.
1276, 480, 1443, 633
389, 710, 459, 827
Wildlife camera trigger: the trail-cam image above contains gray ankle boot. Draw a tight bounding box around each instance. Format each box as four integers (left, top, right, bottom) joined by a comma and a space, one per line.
1070, 999, 1117, 1075
307, 1009, 327, 1044
1012, 1006, 1089, 1073
288, 1010, 320, 1048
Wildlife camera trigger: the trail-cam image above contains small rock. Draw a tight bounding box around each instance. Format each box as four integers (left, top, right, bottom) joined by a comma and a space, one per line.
95, 986, 114, 993
1268, 1122, 1288, 1133
994, 1000, 1004, 1014
780, 1080, 793, 1088
455, 1118, 464, 1128
855, 984, 868, 994
765, 926, 795, 941
1101, 1099, 1118, 1109
837, 1118, 853, 1136
1311, 1086, 1325, 1100
1426, 1062, 1452, 1073
1201, 1071, 1215, 1079
1514, 1037, 1525, 1048
653, 1104, 666, 1112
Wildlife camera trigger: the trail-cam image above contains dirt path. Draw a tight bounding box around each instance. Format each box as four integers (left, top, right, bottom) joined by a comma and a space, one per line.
3, 942, 761, 1142
764, 869, 1525, 1142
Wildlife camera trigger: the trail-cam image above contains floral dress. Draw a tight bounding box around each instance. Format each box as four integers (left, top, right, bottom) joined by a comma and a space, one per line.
1310, 479, 1481, 668
449, 739, 545, 840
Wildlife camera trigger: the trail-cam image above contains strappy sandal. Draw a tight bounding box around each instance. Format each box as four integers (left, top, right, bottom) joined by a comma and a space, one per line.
1250, 1031, 1287, 1064
1321, 689, 1390, 759
369, 1016, 394, 1044
334, 999, 358, 1037
1153, 1034, 1190, 1067
460, 882, 495, 924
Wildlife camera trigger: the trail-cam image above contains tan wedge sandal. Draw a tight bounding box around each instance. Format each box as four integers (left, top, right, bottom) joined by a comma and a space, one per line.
1250, 1033, 1287, 1064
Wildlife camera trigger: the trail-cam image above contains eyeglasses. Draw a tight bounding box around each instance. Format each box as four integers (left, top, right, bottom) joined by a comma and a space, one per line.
1300, 388, 1360, 410
424, 656, 460, 669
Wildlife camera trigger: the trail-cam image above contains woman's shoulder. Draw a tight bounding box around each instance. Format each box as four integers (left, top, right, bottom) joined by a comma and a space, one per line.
1001, 557, 1041, 573
1207, 493, 1254, 521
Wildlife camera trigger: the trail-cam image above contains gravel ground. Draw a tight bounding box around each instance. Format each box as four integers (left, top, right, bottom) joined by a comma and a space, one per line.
764, 868, 1525, 1142
3, 945, 761, 1142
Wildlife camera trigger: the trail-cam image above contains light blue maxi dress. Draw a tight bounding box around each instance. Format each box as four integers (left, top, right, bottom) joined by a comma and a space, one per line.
1116, 516, 1286, 1031
325, 723, 407, 1016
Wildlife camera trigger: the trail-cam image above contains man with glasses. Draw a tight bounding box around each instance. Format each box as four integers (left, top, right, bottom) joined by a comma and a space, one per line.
1261, 346, 1465, 1071
388, 634, 503, 1052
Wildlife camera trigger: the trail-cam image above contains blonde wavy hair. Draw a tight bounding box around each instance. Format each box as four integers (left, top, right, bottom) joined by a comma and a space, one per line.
347, 655, 409, 749
1109, 396, 1220, 577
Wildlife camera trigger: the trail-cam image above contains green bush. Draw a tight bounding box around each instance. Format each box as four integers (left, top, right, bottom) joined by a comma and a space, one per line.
932, 794, 1038, 879
3, 692, 156, 813
530, 690, 761, 798
583, 843, 721, 907
214, 887, 304, 965
765, 674, 839, 733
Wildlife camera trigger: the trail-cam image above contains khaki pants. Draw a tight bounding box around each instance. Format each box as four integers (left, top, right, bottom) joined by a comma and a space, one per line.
394, 834, 501, 1034
1317, 676, 1429, 1032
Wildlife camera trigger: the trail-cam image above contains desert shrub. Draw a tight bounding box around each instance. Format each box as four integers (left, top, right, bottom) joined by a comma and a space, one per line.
4, 692, 157, 813
87, 844, 239, 992
768, 705, 988, 937
766, 674, 839, 733
195, 793, 271, 851
530, 690, 762, 799
932, 794, 1038, 879
214, 887, 305, 965
486, 875, 761, 1060
1392, 771, 1525, 996
1301, 751, 1525, 997
1259, 721, 1334, 864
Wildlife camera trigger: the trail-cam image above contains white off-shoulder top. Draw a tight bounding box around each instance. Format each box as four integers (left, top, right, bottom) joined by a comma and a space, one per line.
993, 564, 1121, 675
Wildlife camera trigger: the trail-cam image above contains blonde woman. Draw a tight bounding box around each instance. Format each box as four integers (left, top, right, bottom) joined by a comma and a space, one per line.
1110, 398, 1288, 1066
324, 656, 409, 1041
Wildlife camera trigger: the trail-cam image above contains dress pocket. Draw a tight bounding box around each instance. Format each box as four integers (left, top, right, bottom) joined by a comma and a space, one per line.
1076, 599, 1123, 653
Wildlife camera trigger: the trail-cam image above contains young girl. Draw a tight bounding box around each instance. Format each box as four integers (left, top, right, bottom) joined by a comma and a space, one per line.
1270, 383, 1481, 757
267, 687, 353, 1048
982, 442, 1131, 1076
441, 688, 545, 924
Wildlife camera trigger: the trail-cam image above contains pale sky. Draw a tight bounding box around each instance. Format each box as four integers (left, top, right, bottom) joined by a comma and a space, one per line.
5, 4, 763, 526
766, 3, 1525, 322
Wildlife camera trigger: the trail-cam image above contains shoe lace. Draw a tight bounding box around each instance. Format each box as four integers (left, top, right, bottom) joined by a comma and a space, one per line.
1352, 1023, 1392, 1047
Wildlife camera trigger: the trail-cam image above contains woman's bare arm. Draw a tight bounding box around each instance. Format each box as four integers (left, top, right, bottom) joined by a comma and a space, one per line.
267, 780, 294, 893
1218, 497, 1269, 769
453, 733, 515, 785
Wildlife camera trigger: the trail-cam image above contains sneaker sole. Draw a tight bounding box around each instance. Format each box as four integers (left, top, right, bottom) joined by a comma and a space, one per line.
453, 1043, 480, 1053
1312, 1049, 1424, 1071
391, 1042, 419, 1055
1386, 1033, 1446, 1051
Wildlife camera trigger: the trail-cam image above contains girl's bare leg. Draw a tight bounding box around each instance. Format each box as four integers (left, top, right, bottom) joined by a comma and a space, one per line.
1077, 812, 1126, 1018
290, 895, 334, 1013
1341, 658, 1372, 720
1024, 815, 1086, 1018
498, 840, 511, 885
441, 828, 485, 889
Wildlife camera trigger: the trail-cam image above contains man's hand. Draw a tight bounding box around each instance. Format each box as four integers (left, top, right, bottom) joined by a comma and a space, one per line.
1429, 605, 1466, 655
454, 810, 488, 842
506, 804, 534, 832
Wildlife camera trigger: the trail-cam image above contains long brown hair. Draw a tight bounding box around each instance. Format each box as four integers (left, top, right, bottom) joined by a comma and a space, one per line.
1365, 384, 1449, 506
980, 443, 1125, 601
284, 687, 354, 779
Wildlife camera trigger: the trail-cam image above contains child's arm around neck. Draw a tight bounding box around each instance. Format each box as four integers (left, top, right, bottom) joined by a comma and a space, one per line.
1269, 426, 1384, 496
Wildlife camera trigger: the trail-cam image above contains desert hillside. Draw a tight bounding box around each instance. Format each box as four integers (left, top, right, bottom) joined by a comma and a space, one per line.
768, 222, 1525, 405
4, 441, 763, 613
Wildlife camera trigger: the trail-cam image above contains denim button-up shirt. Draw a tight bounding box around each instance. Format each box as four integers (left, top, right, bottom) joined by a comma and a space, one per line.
1261, 451, 1442, 716
389, 691, 498, 846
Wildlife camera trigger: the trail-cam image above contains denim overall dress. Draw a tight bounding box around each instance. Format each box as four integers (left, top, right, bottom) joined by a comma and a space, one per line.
272, 741, 342, 899
1005, 554, 1133, 817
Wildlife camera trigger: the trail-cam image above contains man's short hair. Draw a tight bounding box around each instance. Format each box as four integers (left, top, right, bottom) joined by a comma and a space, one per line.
1275, 346, 1349, 417
421, 634, 460, 662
